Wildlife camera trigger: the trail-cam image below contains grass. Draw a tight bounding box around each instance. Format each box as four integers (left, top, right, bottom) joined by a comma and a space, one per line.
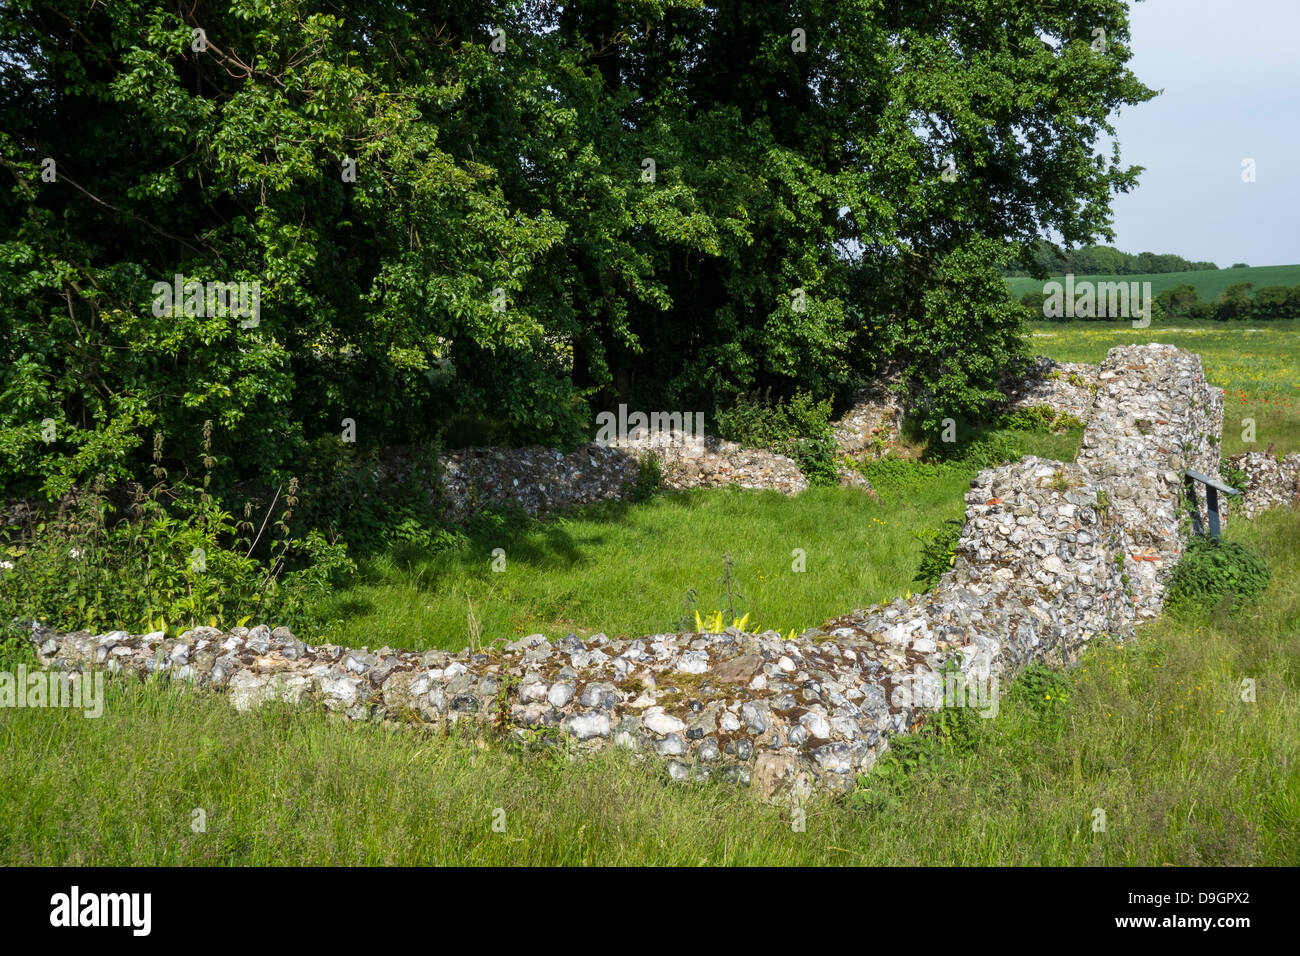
1028, 320, 1300, 456
2, 505, 1295, 866
1006, 264, 1300, 301
305, 426, 1080, 652
315, 486, 951, 650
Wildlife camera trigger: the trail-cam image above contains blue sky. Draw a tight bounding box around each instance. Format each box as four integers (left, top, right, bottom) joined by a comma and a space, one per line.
1105, 0, 1300, 266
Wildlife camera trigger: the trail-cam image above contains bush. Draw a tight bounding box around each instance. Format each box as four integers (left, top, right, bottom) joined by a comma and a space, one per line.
1165, 538, 1271, 614
630, 453, 664, 502
1000, 405, 1085, 434
913, 518, 964, 591
714, 388, 839, 485
0, 424, 357, 638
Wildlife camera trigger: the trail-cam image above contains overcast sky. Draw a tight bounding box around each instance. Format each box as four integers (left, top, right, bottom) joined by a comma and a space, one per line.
1104, 0, 1300, 266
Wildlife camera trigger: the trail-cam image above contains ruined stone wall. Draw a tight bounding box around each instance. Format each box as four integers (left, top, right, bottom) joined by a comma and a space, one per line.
22, 344, 1230, 800
401, 353, 1101, 521
1225, 451, 1300, 518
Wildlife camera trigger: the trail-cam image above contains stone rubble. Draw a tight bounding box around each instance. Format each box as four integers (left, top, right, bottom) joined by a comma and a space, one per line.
24, 344, 1274, 802
617, 432, 810, 496
1000, 355, 1100, 419
432, 443, 642, 522
832, 380, 905, 459
1224, 451, 1300, 518
430, 427, 852, 523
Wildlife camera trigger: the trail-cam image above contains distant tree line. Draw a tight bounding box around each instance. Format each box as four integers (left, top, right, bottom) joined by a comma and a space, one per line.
1003, 240, 1218, 277
1020, 282, 1300, 322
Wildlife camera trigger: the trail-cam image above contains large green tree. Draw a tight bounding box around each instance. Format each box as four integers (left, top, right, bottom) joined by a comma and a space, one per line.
1, 0, 1156, 500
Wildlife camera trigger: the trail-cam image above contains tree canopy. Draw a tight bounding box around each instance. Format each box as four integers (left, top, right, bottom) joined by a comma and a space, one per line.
1, 0, 1155, 500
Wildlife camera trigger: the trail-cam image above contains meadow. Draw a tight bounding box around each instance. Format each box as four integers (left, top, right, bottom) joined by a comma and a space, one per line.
2, 506, 1295, 866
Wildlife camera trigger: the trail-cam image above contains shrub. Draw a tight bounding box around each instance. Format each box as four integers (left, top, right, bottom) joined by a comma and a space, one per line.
289, 437, 445, 556
1222, 463, 1250, 492
1000, 405, 1085, 434
913, 518, 964, 591
714, 388, 839, 485
630, 452, 664, 502
0, 424, 356, 638
1165, 538, 1271, 614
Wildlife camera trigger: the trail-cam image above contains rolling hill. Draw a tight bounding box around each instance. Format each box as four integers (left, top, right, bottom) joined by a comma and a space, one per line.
1006, 264, 1300, 301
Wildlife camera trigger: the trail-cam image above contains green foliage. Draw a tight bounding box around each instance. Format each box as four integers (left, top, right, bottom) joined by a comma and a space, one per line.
1009, 265, 1300, 321
868, 237, 1030, 435
912, 518, 964, 591
1000, 405, 1085, 433
1007, 661, 1074, 715
289, 438, 447, 556
1, 0, 1157, 507
630, 453, 664, 503
715, 388, 839, 485
1003, 241, 1219, 278
944, 431, 1025, 470
1166, 538, 1271, 614
1222, 464, 1250, 492
0, 619, 38, 671
860, 456, 971, 494
0, 426, 356, 637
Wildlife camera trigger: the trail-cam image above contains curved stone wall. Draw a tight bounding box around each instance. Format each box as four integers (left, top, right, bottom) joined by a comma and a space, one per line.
20, 344, 1231, 800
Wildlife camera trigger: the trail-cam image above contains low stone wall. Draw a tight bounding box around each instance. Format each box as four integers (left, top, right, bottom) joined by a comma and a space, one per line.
21, 344, 1239, 800
420, 353, 1100, 521
430, 436, 814, 522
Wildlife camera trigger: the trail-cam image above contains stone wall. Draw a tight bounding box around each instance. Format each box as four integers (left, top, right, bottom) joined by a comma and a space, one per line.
1224, 451, 1300, 518
406, 352, 1102, 522
21, 344, 1236, 801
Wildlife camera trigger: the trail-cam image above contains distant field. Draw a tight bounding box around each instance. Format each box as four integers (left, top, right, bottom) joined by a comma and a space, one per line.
1028, 321, 1300, 457
1007, 264, 1300, 300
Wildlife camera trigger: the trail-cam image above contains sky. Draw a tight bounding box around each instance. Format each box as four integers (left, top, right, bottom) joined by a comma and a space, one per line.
1104, 0, 1300, 267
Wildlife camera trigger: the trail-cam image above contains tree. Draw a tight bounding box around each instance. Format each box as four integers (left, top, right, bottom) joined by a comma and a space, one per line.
1252, 285, 1291, 319
1216, 283, 1255, 321
0, 0, 1159, 498
1156, 283, 1199, 317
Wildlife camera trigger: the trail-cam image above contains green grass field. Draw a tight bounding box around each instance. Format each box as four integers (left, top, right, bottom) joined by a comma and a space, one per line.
316, 485, 939, 650
1027, 321, 1300, 457
1006, 264, 1300, 300
307, 427, 1081, 651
